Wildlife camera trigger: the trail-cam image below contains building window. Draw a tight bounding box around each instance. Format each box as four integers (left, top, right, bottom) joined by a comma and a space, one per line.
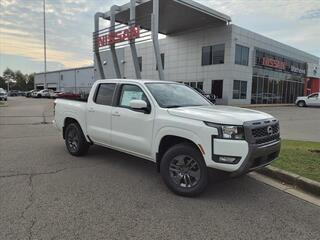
138, 56, 142, 71
156, 53, 165, 70
233, 80, 247, 99
235, 44, 249, 66
202, 46, 212, 65
202, 44, 225, 66
212, 80, 223, 99
183, 81, 203, 90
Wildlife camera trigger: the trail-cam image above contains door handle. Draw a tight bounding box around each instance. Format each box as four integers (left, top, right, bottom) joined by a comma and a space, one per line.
112, 112, 120, 117
88, 108, 95, 112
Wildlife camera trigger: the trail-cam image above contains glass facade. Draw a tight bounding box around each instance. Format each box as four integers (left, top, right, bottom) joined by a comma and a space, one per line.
251, 49, 306, 104
251, 68, 305, 104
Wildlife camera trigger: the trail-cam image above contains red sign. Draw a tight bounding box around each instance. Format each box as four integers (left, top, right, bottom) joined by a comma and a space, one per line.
97, 26, 140, 47
262, 57, 285, 70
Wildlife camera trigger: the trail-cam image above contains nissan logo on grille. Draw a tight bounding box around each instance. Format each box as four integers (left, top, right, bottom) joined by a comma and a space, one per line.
267, 126, 273, 135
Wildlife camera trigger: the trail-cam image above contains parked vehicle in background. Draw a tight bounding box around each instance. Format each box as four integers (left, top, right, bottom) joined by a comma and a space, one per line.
56, 92, 81, 100
251, 93, 282, 104
49, 91, 62, 99
295, 92, 320, 107
34, 89, 51, 98
26, 90, 37, 98
194, 87, 216, 104
8, 90, 19, 96
0, 88, 8, 101
54, 79, 281, 197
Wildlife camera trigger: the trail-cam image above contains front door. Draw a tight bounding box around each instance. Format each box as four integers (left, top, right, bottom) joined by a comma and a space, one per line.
111, 84, 154, 158
306, 93, 320, 106
86, 83, 116, 145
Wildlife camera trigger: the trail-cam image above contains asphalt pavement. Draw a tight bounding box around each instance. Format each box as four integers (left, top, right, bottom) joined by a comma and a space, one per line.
252, 106, 320, 142
0, 97, 319, 240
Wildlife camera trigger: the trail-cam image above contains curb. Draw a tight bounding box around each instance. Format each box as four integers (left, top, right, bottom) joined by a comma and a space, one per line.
257, 166, 320, 197
239, 104, 294, 108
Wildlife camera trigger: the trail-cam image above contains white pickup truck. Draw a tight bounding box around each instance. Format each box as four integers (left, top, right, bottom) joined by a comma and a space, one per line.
54, 79, 281, 196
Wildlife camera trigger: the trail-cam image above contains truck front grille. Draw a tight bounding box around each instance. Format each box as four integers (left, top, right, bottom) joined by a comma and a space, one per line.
252, 123, 279, 138
245, 121, 280, 145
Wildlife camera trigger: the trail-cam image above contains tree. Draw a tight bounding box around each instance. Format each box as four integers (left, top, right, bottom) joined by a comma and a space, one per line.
1, 68, 35, 91
0, 76, 6, 89
13, 70, 27, 91
26, 74, 34, 90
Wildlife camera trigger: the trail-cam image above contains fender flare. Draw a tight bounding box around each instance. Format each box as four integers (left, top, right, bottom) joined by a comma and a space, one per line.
153, 126, 203, 161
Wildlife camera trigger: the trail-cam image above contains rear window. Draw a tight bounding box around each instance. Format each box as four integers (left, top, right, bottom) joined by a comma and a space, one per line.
94, 83, 116, 106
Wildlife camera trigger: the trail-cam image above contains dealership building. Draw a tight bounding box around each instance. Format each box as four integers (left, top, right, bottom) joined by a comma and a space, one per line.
35, 0, 320, 105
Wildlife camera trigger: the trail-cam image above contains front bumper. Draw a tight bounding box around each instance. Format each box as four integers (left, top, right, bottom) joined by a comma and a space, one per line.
231, 140, 281, 177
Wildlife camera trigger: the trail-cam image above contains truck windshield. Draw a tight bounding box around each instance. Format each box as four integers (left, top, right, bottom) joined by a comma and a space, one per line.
145, 83, 211, 108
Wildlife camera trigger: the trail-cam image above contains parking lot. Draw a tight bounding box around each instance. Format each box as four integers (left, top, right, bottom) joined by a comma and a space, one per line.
253, 106, 320, 142
0, 97, 319, 240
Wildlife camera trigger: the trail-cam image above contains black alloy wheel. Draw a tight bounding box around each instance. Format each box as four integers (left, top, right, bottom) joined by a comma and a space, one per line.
65, 123, 89, 156
160, 143, 208, 197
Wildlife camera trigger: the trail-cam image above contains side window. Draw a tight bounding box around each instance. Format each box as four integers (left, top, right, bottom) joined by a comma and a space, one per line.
119, 84, 148, 108
94, 83, 116, 105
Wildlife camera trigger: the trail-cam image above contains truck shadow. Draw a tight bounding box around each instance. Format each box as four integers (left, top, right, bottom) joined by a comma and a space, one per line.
86, 145, 258, 199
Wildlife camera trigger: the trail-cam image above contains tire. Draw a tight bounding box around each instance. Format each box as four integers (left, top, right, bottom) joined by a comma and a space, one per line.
65, 123, 89, 156
160, 143, 208, 197
37, 94, 41, 98
297, 101, 306, 107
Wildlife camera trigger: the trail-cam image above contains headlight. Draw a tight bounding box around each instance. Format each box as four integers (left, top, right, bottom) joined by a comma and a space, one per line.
205, 122, 245, 140
221, 125, 244, 140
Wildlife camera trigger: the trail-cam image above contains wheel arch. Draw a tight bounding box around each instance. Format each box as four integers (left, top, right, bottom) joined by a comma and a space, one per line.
155, 129, 204, 172
63, 116, 90, 143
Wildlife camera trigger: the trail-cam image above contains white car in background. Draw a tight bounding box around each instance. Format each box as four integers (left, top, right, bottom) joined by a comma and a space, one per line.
0, 88, 8, 101
33, 89, 51, 98
295, 92, 320, 107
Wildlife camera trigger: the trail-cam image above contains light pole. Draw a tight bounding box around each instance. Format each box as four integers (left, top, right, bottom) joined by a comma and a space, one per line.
43, 0, 47, 89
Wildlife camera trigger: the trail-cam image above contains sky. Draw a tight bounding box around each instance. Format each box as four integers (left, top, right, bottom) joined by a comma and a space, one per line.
0, 0, 319, 74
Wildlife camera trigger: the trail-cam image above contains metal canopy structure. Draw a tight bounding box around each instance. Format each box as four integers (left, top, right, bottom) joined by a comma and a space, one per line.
94, 0, 231, 80
111, 0, 231, 35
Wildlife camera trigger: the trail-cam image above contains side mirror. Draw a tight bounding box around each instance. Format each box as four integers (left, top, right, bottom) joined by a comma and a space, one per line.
129, 99, 147, 110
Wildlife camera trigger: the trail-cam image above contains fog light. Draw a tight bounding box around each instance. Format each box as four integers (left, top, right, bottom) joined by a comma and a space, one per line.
219, 156, 237, 163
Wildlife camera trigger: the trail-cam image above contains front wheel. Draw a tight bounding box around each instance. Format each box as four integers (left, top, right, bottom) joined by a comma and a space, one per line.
297, 101, 306, 107
65, 123, 89, 156
160, 143, 208, 197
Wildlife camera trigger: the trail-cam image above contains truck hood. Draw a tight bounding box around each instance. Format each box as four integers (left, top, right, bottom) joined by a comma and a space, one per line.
296, 96, 307, 100
167, 105, 274, 125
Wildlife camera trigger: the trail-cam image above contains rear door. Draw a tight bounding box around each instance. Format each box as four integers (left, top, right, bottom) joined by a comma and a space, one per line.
111, 83, 155, 158
86, 83, 116, 145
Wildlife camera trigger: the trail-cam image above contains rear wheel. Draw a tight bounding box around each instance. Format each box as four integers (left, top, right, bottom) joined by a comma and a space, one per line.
65, 123, 89, 156
160, 143, 208, 197
297, 100, 306, 107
